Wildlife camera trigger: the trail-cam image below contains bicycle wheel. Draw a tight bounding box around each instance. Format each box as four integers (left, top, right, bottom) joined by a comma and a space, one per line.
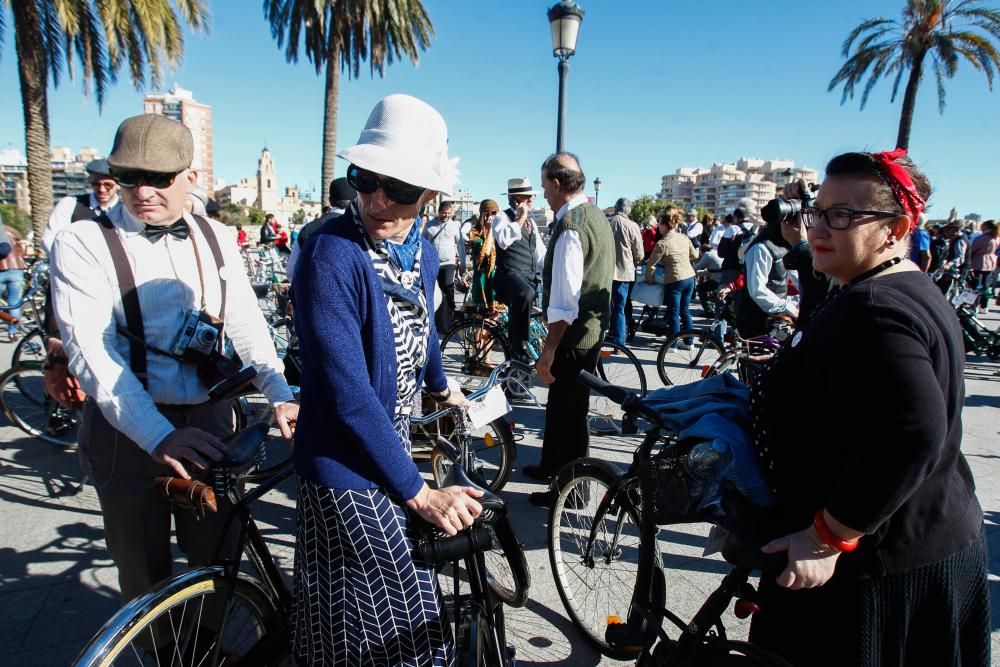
440, 319, 511, 391
481, 516, 530, 608
11, 327, 46, 370
592, 341, 647, 433
0, 366, 79, 447
548, 459, 653, 659
656, 330, 724, 386
74, 568, 285, 667
429, 417, 516, 493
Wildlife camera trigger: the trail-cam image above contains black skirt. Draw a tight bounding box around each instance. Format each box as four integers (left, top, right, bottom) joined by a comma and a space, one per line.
749, 531, 990, 667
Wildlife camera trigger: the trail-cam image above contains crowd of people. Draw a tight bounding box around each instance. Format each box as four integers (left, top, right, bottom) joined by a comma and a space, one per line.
4, 91, 991, 666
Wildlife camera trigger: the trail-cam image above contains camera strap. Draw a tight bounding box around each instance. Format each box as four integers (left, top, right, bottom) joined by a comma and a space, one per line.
94, 215, 148, 389
187, 215, 228, 352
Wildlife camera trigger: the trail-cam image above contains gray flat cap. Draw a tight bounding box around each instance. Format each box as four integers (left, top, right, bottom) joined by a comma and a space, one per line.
85, 159, 112, 177
108, 114, 193, 173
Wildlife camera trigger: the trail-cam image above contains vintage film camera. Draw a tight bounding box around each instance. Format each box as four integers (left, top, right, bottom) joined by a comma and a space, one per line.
760, 183, 818, 225
170, 309, 255, 395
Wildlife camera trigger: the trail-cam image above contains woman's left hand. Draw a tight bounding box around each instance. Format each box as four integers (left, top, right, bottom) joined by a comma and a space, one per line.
761, 526, 841, 590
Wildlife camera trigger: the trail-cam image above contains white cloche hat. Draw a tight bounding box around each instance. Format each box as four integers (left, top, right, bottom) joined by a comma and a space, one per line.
337, 94, 460, 196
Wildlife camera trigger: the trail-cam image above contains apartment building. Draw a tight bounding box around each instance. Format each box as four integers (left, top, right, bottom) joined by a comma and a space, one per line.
660, 157, 818, 217
143, 85, 214, 195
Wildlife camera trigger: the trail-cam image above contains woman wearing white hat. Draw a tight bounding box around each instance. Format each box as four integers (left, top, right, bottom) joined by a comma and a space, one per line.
290, 94, 477, 665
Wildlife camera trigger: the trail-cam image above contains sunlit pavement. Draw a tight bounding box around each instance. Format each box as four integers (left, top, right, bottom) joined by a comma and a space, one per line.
1, 306, 998, 665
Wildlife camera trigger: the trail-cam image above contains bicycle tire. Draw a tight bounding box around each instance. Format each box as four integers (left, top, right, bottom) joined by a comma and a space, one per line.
429, 416, 516, 493
440, 318, 512, 391
11, 327, 46, 370
548, 458, 656, 659
592, 341, 647, 433
483, 516, 530, 608
655, 330, 725, 386
0, 366, 79, 447
73, 568, 284, 667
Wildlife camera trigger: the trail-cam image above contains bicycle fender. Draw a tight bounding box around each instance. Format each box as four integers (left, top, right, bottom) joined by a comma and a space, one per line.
550, 458, 625, 493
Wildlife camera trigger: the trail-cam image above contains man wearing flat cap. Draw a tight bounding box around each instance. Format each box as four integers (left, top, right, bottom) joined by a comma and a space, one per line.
50, 114, 298, 610
42, 158, 120, 257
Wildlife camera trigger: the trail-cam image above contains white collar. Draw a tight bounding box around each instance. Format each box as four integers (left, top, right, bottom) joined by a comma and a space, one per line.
91, 193, 120, 211
555, 193, 588, 222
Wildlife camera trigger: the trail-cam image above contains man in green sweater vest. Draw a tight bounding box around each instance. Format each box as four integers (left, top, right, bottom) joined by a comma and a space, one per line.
523, 152, 614, 507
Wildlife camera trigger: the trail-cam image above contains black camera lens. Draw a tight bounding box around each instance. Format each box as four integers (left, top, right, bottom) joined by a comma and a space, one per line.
760, 197, 802, 224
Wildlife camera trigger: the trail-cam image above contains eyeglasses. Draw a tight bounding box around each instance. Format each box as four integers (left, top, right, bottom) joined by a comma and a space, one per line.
347, 164, 425, 206
801, 206, 902, 230
89, 180, 117, 190
110, 169, 180, 189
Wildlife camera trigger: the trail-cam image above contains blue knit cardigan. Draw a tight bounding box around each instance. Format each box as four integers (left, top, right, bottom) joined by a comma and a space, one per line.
291, 210, 447, 500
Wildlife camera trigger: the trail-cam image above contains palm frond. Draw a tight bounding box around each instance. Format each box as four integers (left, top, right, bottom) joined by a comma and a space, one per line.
932, 56, 947, 113
933, 31, 959, 76
841, 17, 896, 57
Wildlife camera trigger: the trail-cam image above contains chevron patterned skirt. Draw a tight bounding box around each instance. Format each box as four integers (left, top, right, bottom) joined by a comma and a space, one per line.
291, 457, 454, 666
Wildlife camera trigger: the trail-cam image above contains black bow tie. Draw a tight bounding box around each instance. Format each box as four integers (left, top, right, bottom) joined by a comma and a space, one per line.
144, 219, 190, 242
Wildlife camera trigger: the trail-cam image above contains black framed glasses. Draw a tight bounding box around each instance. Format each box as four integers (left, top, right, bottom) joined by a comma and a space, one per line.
801, 206, 902, 230
346, 164, 425, 206
110, 169, 180, 189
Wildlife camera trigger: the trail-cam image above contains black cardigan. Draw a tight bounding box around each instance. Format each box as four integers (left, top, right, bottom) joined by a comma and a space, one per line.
752, 270, 982, 578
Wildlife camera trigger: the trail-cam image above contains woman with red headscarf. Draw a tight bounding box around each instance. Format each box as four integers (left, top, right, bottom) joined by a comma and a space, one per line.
747, 151, 989, 666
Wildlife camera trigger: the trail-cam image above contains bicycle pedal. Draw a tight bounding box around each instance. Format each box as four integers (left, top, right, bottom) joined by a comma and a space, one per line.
605, 618, 653, 651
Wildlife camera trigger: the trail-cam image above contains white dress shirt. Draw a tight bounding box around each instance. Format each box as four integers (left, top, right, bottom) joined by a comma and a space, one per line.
685, 221, 703, 241
51, 205, 293, 453
547, 193, 589, 325
708, 226, 725, 249
491, 210, 546, 273
43, 193, 120, 257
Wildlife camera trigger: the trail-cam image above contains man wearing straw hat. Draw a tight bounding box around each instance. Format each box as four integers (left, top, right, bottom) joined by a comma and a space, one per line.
492, 176, 546, 362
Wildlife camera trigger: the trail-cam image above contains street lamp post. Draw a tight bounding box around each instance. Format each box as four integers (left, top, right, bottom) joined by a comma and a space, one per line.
547, 1, 585, 153
593, 177, 602, 206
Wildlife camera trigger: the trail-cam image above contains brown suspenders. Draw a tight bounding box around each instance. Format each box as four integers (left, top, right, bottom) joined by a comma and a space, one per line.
94, 214, 227, 389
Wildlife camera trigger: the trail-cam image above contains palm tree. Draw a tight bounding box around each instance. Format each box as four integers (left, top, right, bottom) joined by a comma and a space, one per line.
828, 0, 1000, 149
264, 0, 434, 201
0, 0, 208, 251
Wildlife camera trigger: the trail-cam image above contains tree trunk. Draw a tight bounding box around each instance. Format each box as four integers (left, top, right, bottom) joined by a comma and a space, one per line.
12, 1, 54, 255
320, 33, 342, 207
896, 50, 925, 150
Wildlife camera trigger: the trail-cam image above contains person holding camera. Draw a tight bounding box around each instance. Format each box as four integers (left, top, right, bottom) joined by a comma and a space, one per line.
735, 201, 799, 338
748, 150, 988, 666
50, 114, 298, 609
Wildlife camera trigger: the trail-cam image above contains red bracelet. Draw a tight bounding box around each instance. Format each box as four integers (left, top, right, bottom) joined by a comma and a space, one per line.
813, 509, 860, 552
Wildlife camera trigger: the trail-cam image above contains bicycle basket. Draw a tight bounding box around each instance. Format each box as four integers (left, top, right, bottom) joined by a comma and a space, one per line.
640, 443, 703, 525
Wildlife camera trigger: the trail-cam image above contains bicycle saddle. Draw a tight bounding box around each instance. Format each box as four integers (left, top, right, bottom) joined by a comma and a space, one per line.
214, 422, 270, 474
441, 464, 505, 515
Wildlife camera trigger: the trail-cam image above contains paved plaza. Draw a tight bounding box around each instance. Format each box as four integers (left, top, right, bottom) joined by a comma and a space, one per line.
1, 309, 998, 666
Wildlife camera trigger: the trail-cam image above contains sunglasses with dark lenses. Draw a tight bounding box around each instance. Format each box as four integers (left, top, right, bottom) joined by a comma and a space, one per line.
111, 169, 180, 189
347, 164, 425, 205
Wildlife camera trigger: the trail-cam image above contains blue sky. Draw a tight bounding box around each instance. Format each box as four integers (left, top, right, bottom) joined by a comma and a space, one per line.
2, 0, 998, 217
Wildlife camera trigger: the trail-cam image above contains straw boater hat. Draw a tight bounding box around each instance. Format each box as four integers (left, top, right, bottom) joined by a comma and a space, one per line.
337, 94, 460, 196
504, 177, 540, 197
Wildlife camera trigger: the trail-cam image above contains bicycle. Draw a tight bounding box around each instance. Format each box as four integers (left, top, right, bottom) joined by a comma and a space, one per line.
547, 370, 792, 665
3, 260, 53, 371
655, 316, 781, 388
951, 290, 1000, 360
439, 304, 647, 430
0, 364, 80, 447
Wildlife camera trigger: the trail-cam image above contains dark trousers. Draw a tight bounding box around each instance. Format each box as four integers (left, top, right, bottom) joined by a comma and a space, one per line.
79, 400, 238, 604
435, 264, 457, 333
539, 344, 601, 474
495, 272, 535, 356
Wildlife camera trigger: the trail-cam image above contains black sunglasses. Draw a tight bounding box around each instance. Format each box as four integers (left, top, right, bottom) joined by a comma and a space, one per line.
111, 169, 180, 189
347, 164, 425, 206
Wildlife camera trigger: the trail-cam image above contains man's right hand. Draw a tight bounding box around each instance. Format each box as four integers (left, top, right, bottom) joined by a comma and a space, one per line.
152, 427, 229, 479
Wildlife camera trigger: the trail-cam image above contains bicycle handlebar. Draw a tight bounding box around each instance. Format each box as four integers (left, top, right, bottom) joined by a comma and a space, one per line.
420, 526, 496, 568
576, 370, 662, 426
413, 360, 527, 425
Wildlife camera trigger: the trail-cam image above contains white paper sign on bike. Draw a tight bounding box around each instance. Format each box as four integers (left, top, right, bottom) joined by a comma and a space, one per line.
468, 385, 511, 430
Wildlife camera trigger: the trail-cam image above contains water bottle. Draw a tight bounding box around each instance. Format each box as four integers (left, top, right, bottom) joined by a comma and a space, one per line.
718, 318, 728, 342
